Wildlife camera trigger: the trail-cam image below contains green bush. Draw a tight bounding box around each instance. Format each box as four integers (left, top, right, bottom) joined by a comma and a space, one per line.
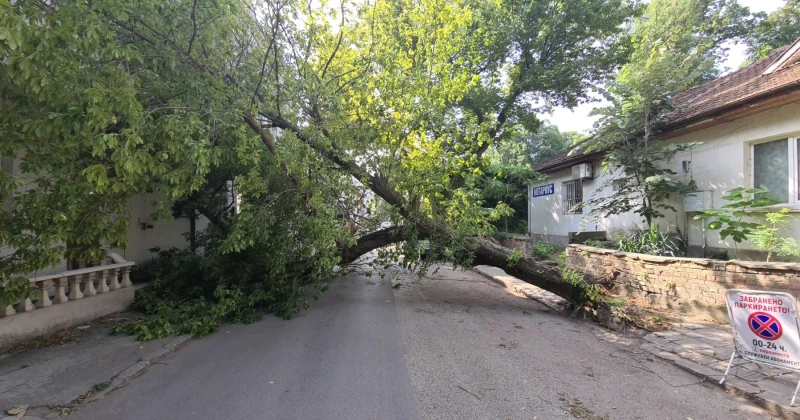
751, 208, 800, 262
562, 268, 602, 304
615, 226, 684, 257
532, 242, 559, 259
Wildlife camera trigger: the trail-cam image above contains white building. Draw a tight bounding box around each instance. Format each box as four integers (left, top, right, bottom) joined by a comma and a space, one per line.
0, 155, 208, 274
529, 40, 800, 260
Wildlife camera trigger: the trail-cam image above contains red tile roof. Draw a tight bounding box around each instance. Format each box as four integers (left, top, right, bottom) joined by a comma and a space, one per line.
665, 45, 800, 127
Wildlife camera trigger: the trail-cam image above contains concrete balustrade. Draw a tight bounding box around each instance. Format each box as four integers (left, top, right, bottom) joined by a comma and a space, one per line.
0, 260, 137, 349
6, 262, 137, 316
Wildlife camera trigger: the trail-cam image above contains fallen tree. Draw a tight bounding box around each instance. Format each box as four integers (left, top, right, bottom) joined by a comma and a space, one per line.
1, 0, 635, 321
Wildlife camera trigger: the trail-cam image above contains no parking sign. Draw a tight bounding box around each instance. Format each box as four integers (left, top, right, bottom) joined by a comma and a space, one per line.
724, 289, 800, 405
725, 290, 800, 371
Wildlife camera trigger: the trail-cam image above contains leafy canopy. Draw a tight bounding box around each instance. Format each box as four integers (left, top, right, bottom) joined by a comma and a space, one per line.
1, 0, 636, 315
584, 0, 753, 228
746, 0, 800, 62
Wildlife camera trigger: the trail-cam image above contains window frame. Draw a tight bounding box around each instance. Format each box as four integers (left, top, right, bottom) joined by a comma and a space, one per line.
563, 179, 583, 215
749, 136, 799, 205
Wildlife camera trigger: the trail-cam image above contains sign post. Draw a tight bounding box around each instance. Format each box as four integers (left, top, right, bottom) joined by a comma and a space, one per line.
723, 289, 800, 405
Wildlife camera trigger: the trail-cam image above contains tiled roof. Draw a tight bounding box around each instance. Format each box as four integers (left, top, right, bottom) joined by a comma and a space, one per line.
531, 143, 602, 172
534, 40, 800, 173
665, 45, 800, 127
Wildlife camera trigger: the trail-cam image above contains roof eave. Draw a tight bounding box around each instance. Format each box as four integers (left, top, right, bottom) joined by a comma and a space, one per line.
533, 150, 606, 174
659, 84, 800, 140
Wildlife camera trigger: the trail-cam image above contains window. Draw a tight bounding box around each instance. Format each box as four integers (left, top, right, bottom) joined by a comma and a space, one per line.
563, 179, 583, 214
751, 137, 799, 204
612, 179, 627, 192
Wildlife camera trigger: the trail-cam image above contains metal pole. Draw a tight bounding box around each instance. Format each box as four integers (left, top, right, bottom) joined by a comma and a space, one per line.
720, 351, 737, 384
791, 379, 800, 407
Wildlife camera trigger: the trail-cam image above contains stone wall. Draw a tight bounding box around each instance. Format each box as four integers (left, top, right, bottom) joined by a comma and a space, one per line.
495, 235, 531, 255
566, 244, 800, 321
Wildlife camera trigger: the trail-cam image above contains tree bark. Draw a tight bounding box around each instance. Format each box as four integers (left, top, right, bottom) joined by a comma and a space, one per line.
339, 228, 590, 304
469, 238, 589, 302
340, 226, 403, 265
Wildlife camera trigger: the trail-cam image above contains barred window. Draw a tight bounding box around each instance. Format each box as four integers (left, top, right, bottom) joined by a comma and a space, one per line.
563, 180, 583, 214
612, 179, 627, 192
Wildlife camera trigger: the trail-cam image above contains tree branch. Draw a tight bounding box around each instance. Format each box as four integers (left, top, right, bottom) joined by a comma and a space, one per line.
260, 112, 406, 211
320, 2, 346, 80
187, 0, 198, 56
340, 226, 403, 265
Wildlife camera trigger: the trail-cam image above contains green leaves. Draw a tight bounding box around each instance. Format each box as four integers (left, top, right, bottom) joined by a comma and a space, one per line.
694, 188, 784, 253
750, 208, 800, 262
745, 1, 800, 62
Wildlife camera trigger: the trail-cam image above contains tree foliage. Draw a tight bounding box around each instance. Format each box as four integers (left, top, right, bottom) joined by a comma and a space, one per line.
0, 0, 636, 316
479, 121, 581, 233
584, 0, 753, 228
746, 0, 800, 62
488, 122, 585, 167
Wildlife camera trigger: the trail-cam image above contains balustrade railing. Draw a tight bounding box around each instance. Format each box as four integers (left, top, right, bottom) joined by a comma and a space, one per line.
2, 261, 135, 317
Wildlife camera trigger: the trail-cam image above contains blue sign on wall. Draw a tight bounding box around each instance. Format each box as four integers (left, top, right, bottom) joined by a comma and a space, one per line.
532, 183, 554, 198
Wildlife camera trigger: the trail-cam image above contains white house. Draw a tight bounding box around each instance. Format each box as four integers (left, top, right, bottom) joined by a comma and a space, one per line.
529, 40, 800, 260
0, 156, 208, 275
0, 155, 213, 346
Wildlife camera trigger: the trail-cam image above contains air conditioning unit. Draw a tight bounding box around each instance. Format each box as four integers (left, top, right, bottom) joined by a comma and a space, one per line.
571, 163, 593, 180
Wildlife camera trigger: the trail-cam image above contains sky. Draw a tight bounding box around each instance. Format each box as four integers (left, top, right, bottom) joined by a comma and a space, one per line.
547, 0, 786, 134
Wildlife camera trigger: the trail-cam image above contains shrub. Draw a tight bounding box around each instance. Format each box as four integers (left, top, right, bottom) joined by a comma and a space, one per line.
614, 226, 684, 257
532, 242, 559, 259
751, 208, 800, 262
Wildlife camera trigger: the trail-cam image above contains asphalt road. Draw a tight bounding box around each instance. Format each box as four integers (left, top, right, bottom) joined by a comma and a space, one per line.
73, 273, 420, 420
74, 266, 769, 420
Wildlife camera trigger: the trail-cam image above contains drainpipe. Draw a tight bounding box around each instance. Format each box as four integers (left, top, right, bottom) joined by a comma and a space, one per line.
702, 217, 707, 256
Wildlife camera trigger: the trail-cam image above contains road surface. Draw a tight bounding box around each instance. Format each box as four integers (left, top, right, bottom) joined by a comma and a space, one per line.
74, 265, 768, 419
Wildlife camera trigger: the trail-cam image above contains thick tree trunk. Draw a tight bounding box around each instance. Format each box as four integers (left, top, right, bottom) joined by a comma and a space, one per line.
469, 238, 589, 303
340, 229, 590, 303
340, 226, 403, 265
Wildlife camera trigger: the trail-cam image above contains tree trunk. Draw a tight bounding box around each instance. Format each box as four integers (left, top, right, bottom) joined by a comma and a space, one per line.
469, 238, 590, 303
338, 229, 591, 304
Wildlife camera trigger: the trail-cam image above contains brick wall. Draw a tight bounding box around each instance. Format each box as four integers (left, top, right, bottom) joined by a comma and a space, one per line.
566, 244, 800, 319
496, 235, 531, 255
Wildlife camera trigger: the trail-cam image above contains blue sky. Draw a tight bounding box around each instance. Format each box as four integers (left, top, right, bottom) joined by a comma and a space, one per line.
547, 0, 786, 134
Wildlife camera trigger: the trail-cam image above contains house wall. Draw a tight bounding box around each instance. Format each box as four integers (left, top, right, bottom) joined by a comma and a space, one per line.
530, 102, 800, 259
118, 193, 210, 264
528, 162, 651, 246
1, 156, 207, 272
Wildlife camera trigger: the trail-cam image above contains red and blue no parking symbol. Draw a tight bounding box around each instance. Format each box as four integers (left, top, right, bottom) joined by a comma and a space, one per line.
748, 312, 783, 341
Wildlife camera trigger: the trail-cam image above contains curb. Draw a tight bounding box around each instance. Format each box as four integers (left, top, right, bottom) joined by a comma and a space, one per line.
84, 334, 194, 403
472, 266, 569, 314
643, 342, 800, 419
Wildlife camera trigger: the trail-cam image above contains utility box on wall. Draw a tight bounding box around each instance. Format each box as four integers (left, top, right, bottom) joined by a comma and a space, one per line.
683, 190, 712, 213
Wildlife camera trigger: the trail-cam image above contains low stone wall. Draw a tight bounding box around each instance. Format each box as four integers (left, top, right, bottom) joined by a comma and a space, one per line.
495, 235, 531, 255
566, 244, 800, 321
